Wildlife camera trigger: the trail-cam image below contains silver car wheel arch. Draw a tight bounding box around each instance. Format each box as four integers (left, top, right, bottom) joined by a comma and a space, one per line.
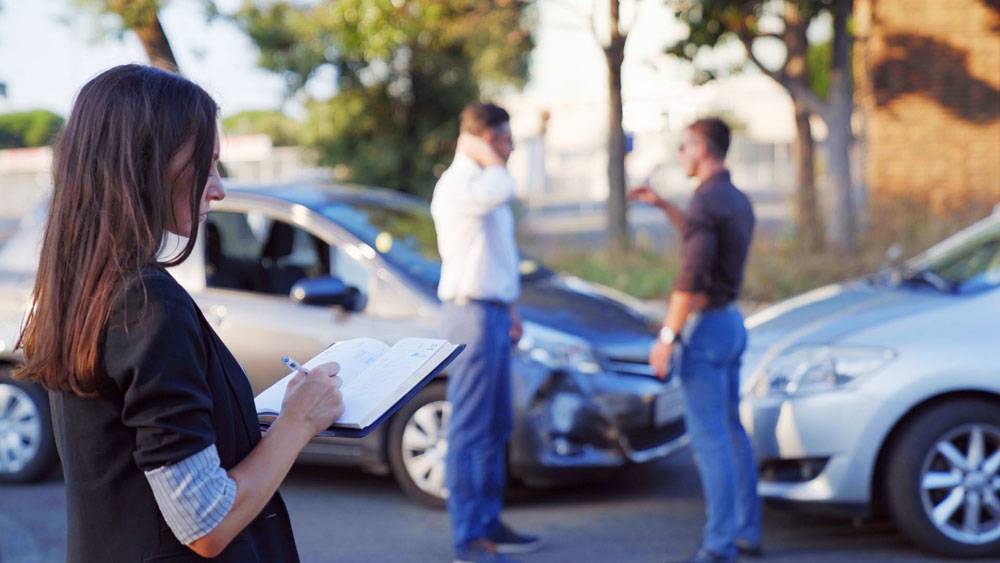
400, 399, 451, 500
919, 422, 1000, 546
0, 382, 42, 475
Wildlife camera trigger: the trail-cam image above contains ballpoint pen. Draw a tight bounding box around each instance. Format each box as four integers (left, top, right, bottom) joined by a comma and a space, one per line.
281, 355, 308, 374
282, 355, 341, 388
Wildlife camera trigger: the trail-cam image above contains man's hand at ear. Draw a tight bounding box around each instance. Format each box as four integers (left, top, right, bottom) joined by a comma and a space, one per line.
457, 132, 504, 168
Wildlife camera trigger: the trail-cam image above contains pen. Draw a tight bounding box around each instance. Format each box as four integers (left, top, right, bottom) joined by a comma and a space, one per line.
281, 355, 308, 374
282, 355, 342, 388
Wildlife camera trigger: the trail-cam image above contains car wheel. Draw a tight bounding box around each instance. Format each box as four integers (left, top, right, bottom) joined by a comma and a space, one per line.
885, 399, 1000, 557
0, 373, 58, 483
387, 383, 449, 508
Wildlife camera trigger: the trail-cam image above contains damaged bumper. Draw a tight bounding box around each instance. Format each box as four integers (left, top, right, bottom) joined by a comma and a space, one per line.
508, 360, 688, 483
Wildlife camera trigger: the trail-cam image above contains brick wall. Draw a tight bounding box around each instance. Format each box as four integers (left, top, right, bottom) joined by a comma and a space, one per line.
856, 0, 1000, 215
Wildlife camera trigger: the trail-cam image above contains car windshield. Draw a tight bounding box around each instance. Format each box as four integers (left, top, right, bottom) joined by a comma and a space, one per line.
901, 215, 1000, 294
319, 198, 550, 292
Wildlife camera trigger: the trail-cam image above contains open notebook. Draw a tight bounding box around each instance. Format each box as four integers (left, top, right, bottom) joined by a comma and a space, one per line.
254, 337, 463, 438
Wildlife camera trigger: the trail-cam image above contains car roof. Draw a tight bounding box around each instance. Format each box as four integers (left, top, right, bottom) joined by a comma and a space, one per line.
224, 182, 429, 213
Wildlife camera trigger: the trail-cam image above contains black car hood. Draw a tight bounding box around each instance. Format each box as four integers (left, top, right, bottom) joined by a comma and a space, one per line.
518, 275, 655, 353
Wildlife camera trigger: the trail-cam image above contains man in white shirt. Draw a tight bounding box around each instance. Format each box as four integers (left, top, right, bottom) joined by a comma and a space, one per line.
431, 103, 540, 563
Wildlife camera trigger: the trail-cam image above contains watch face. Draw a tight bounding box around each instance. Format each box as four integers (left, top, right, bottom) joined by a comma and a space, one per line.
659, 327, 675, 343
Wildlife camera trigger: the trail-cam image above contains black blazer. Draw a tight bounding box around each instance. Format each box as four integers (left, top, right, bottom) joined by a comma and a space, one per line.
50, 266, 299, 563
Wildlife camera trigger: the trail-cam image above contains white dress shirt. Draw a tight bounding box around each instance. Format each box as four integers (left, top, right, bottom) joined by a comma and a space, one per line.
431, 153, 520, 304
144, 444, 236, 544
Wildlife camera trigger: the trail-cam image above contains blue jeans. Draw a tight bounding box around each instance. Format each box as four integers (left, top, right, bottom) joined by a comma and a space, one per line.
442, 301, 513, 550
679, 305, 762, 557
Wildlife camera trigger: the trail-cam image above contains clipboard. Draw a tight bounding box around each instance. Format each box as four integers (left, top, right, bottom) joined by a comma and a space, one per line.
258, 344, 465, 439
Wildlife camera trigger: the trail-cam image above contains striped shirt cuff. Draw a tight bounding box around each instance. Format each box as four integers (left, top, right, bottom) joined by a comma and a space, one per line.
144, 444, 237, 545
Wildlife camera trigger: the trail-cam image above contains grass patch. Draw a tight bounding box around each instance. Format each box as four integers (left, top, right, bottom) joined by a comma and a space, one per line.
533, 201, 991, 304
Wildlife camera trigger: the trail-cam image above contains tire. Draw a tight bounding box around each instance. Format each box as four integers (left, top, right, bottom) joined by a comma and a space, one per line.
884, 399, 1000, 558
0, 373, 58, 483
387, 382, 450, 508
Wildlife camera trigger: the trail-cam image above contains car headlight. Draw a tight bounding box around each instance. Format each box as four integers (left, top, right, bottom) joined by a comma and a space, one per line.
754, 345, 897, 397
517, 322, 601, 374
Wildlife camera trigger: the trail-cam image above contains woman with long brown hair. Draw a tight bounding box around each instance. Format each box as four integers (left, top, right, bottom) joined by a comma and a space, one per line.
16, 64, 344, 562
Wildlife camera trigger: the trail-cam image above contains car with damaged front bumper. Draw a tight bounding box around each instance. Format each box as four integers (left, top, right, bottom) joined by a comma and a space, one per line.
0, 183, 687, 507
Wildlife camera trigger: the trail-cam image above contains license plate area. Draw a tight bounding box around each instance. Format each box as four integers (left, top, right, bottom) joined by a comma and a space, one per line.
654, 392, 684, 426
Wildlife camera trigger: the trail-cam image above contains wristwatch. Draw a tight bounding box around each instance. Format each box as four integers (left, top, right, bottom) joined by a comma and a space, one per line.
658, 325, 678, 345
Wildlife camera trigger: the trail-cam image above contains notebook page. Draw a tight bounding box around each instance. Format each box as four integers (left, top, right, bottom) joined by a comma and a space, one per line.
254, 338, 390, 416
338, 338, 448, 427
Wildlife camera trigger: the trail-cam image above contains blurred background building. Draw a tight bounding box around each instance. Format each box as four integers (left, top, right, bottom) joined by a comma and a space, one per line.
855, 0, 1000, 215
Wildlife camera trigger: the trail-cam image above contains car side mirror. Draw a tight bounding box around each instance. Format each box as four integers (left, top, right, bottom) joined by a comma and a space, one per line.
290, 276, 365, 311
883, 243, 903, 265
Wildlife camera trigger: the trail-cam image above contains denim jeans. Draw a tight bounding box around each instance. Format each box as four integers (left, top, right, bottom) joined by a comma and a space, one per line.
679, 304, 762, 557
442, 301, 513, 550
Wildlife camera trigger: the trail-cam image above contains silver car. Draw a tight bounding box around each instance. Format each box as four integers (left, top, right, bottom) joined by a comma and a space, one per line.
0, 183, 687, 507
741, 208, 1000, 557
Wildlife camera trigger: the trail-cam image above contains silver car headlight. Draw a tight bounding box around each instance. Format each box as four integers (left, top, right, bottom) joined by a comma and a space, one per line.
754, 345, 897, 397
517, 322, 601, 374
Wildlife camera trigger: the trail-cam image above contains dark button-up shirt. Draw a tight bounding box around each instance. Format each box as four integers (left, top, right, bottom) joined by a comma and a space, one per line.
673, 170, 755, 309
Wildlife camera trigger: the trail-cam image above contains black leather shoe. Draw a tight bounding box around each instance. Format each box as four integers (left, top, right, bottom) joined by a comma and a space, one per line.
735, 539, 763, 557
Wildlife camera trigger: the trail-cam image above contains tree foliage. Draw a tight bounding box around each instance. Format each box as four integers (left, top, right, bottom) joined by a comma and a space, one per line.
232, 0, 533, 198
666, 0, 859, 250
223, 109, 303, 146
0, 110, 65, 149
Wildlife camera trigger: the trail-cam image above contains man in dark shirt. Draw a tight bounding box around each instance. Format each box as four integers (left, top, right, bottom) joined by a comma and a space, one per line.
629, 117, 761, 563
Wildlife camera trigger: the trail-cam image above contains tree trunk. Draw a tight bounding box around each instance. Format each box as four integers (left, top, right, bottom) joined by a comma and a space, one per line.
129, 12, 179, 72
605, 0, 629, 254
824, 0, 857, 251
793, 103, 825, 250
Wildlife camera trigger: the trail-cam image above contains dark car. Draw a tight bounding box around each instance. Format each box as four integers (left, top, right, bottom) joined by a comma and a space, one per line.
0, 183, 687, 506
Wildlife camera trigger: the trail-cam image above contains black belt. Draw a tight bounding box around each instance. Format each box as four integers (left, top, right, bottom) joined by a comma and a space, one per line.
450, 296, 508, 307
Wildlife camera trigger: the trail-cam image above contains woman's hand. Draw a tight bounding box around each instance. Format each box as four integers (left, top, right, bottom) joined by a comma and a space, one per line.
278, 362, 345, 437
193, 362, 344, 558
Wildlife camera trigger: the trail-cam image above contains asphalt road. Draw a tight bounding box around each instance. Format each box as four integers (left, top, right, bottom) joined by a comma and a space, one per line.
0, 450, 954, 563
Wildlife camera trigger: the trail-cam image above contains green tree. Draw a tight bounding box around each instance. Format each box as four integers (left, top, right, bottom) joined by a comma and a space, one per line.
604, 0, 632, 254
667, 0, 858, 251
0, 110, 65, 149
231, 0, 533, 198
223, 109, 303, 146
551, 0, 636, 254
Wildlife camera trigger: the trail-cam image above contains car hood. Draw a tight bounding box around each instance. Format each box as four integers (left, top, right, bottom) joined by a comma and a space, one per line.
519, 275, 655, 359
742, 279, 954, 376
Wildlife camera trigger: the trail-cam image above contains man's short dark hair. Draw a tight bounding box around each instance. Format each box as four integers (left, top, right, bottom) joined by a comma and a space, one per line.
688, 117, 731, 160
460, 102, 510, 135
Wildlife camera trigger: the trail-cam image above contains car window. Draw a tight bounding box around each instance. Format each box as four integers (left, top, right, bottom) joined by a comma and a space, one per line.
319, 198, 553, 293
907, 217, 1000, 293
205, 211, 332, 296
321, 200, 442, 292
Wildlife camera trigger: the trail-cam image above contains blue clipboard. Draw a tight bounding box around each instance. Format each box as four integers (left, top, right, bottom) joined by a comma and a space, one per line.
259, 344, 465, 439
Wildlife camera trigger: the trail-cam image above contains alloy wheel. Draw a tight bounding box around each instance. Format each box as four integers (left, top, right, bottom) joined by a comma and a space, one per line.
0, 382, 42, 475
919, 423, 1000, 546
400, 399, 450, 500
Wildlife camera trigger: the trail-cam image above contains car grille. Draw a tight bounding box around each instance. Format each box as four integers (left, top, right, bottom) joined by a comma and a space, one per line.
605, 357, 656, 378
622, 419, 685, 451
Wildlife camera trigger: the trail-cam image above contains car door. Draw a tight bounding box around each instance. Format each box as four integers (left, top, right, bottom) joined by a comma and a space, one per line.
193, 206, 378, 395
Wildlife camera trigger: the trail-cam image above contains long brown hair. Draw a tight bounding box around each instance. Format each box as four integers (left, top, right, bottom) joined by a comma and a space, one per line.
16, 64, 218, 396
